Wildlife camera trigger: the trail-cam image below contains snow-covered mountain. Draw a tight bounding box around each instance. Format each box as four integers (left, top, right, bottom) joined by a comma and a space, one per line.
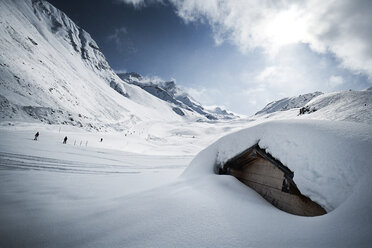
252, 88, 372, 125
300, 88, 372, 124
118, 72, 238, 120
0, 0, 229, 130
255, 91, 323, 115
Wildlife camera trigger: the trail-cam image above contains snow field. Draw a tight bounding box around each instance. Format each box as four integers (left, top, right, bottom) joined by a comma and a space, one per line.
0, 126, 193, 246
1, 118, 372, 247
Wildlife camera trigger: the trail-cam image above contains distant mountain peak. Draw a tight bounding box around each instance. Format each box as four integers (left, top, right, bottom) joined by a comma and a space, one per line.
118, 72, 238, 120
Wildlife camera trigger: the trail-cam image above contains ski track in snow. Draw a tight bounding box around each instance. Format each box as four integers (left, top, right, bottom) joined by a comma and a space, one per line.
0, 151, 142, 174
0, 151, 187, 174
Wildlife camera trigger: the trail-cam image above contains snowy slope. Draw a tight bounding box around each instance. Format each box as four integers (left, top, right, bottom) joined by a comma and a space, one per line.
118, 72, 238, 120
255, 91, 323, 115
251, 89, 372, 125
0, 0, 208, 130
301, 89, 372, 124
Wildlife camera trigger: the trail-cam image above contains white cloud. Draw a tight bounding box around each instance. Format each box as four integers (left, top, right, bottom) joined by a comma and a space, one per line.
115, 0, 164, 8
328, 75, 344, 88
140, 75, 165, 84
116, 0, 372, 75
183, 86, 207, 101
243, 87, 265, 96
203, 104, 227, 110
183, 86, 221, 104
167, 0, 372, 77
255, 66, 278, 83
255, 65, 309, 94
116, 0, 143, 5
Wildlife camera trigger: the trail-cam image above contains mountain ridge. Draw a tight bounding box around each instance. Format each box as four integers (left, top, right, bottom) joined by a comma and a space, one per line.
0, 0, 234, 130
118, 72, 238, 120
255, 91, 323, 115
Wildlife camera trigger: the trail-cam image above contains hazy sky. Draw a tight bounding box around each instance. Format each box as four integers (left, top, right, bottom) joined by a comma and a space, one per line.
48, 0, 372, 115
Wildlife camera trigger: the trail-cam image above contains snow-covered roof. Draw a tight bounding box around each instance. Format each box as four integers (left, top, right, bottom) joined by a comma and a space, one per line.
220, 144, 295, 181
182, 119, 372, 212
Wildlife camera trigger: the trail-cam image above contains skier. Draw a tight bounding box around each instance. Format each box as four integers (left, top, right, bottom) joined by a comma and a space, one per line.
63, 136, 68, 144
100, 138, 103, 142
34, 132, 39, 140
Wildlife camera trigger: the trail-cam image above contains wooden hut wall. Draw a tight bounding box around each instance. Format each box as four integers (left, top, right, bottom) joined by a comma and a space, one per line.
223, 146, 326, 217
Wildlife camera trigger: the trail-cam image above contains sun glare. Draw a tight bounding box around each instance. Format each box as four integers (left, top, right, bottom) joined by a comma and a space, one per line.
266, 6, 305, 48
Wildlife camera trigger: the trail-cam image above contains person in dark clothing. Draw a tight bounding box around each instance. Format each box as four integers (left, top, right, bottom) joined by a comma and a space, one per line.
34, 132, 39, 140
100, 138, 103, 142
299, 107, 305, 115
63, 136, 68, 144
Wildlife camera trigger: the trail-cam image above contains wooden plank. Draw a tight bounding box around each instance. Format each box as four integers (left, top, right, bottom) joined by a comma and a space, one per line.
230, 169, 284, 190
224, 145, 326, 216
238, 178, 326, 216
240, 158, 284, 179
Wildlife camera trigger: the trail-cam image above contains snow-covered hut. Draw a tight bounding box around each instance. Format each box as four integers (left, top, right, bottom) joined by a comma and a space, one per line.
218, 144, 326, 216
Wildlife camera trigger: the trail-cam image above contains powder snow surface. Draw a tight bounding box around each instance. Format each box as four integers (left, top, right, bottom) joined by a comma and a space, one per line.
1, 119, 372, 247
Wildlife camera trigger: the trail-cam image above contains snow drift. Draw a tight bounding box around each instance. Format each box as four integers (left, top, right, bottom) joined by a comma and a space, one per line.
183, 119, 372, 212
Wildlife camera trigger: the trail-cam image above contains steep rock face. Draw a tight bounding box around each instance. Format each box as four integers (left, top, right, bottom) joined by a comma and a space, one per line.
0, 0, 196, 128
118, 72, 238, 120
29, 0, 120, 89
255, 92, 323, 115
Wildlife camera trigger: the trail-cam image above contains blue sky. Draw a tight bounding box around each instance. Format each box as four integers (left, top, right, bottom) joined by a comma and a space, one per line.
48, 0, 372, 115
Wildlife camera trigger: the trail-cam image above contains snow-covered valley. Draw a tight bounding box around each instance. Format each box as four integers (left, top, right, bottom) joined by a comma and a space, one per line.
1, 0, 372, 247
0, 126, 190, 247
1, 117, 372, 247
